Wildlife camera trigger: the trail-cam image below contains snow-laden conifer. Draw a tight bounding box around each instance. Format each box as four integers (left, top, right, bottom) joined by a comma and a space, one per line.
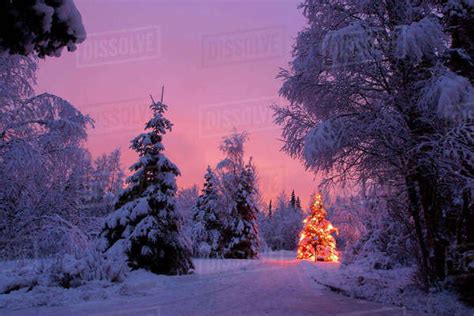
100, 96, 194, 275
191, 166, 223, 258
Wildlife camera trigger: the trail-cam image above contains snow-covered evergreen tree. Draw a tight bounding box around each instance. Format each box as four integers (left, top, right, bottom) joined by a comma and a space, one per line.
223, 160, 259, 258
297, 193, 339, 262
99, 97, 194, 275
191, 167, 223, 258
213, 130, 261, 258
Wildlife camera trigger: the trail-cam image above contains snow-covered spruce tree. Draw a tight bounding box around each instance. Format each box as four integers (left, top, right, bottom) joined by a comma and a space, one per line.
273, 0, 473, 290
99, 97, 194, 275
191, 166, 223, 258
223, 160, 259, 259
215, 130, 260, 258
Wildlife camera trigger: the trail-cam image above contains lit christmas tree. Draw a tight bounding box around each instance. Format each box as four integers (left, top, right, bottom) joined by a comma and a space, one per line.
297, 193, 339, 262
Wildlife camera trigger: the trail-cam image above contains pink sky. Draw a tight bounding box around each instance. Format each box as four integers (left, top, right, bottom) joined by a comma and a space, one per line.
36, 0, 320, 207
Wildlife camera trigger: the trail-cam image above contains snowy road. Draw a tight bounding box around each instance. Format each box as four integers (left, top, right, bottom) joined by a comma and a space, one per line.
2, 254, 413, 316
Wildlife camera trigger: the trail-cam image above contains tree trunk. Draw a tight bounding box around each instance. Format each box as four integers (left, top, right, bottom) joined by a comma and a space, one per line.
406, 176, 430, 289
416, 173, 447, 283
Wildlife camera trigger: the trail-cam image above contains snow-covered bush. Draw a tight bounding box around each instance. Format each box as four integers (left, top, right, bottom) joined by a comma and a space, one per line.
0, 247, 128, 295
47, 249, 128, 288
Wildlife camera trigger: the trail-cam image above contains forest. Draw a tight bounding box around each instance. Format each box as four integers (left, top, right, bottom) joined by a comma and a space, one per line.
0, 1, 473, 315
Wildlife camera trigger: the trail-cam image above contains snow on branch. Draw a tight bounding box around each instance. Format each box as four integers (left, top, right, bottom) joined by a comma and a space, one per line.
419, 68, 474, 120
394, 17, 446, 63
322, 21, 382, 69
303, 118, 347, 168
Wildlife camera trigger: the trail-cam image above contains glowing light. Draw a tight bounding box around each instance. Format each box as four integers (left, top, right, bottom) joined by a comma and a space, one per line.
296, 193, 339, 262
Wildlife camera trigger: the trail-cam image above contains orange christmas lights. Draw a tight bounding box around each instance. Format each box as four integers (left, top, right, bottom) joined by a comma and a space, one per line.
296, 193, 339, 262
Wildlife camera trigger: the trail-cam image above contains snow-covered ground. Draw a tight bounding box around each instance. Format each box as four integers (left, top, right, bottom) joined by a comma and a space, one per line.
305, 259, 472, 316
0, 252, 469, 315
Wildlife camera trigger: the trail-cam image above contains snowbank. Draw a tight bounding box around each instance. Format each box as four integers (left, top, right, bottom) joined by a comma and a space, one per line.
0, 250, 127, 310
304, 260, 473, 315
0, 255, 262, 311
